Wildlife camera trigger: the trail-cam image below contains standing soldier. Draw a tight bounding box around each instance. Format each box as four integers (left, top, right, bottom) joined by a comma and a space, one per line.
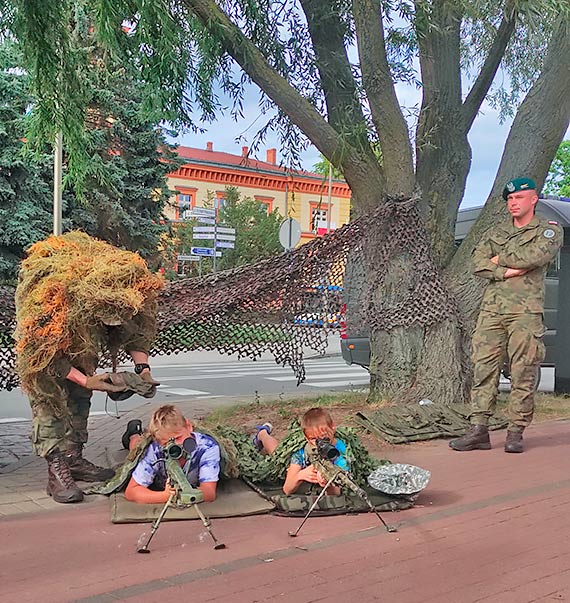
450, 177, 563, 453
15, 232, 163, 503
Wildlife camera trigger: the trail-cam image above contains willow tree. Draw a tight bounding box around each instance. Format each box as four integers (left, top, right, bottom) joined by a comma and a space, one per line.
4, 0, 570, 404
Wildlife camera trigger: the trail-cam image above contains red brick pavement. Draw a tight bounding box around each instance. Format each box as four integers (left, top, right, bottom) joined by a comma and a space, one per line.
1, 420, 570, 603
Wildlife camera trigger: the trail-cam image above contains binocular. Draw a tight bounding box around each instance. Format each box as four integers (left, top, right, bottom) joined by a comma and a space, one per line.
315, 437, 340, 461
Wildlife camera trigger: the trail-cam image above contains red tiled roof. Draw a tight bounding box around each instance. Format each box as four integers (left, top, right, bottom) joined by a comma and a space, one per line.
175, 145, 320, 179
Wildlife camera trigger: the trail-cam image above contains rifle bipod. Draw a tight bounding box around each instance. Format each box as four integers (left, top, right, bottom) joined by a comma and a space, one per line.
136, 495, 226, 553
288, 470, 398, 538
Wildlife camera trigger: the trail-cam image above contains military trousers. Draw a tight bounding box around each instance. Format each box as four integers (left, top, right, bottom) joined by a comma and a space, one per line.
470, 311, 545, 431
30, 381, 93, 457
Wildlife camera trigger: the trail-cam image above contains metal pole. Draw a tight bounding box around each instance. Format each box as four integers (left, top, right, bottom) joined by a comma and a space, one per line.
326, 162, 333, 234
53, 131, 63, 236
285, 175, 289, 218
213, 202, 218, 274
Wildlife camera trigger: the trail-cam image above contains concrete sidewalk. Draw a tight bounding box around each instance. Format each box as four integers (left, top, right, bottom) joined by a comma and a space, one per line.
1, 407, 570, 602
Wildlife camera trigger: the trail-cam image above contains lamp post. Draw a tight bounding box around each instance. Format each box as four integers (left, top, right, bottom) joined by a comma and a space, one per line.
53, 131, 63, 236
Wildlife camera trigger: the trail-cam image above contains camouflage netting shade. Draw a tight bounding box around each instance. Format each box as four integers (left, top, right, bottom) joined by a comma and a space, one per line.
0, 196, 457, 391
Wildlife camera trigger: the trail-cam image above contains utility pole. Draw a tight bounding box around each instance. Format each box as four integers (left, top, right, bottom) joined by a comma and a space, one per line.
53, 131, 63, 236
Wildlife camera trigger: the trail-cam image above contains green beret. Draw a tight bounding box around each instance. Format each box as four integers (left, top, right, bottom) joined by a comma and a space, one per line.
502, 177, 537, 200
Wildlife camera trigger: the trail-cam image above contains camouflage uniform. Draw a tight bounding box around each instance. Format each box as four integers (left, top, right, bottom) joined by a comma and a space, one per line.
30, 322, 152, 458
469, 215, 563, 430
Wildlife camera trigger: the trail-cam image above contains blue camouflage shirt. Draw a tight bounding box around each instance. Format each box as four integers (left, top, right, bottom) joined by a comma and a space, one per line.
131, 432, 220, 490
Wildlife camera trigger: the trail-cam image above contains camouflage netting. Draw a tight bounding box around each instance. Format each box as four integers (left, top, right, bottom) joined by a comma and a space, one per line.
0, 195, 457, 391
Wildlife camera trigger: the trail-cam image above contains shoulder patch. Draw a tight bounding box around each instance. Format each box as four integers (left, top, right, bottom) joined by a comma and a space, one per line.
543, 229, 556, 239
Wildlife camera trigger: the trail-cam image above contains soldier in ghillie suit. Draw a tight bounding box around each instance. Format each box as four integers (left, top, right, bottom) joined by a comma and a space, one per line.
450, 177, 563, 454
15, 232, 163, 503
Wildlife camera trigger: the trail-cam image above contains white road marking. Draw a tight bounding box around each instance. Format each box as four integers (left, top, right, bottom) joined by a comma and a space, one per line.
268, 371, 368, 382
157, 387, 210, 396
307, 379, 370, 388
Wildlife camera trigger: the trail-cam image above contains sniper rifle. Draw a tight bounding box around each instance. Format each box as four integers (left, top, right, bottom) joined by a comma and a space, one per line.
288, 438, 398, 537
136, 437, 226, 552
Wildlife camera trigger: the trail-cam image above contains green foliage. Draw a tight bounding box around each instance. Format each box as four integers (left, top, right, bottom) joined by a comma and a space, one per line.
0, 29, 182, 280
216, 186, 283, 270
545, 140, 570, 198
0, 40, 53, 281
313, 156, 344, 180
62, 40, 183, 266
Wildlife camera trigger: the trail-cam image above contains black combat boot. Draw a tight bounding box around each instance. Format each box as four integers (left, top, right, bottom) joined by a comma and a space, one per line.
504, 430, 524, 453
64, 444, 115, 482
46, 451, 84, 503
121, 419, 143, 450
449, 425, 491, 451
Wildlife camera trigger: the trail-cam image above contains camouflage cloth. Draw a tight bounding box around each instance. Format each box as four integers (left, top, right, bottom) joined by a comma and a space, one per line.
473, 216, 563, 314
107, 371, 157, 401
470, 215, 562, 430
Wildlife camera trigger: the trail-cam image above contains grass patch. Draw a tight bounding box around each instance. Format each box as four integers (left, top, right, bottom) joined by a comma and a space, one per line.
198, 390, 570, 457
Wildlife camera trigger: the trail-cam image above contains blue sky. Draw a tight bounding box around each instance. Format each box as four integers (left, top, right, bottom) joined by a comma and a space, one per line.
175, 82, 566, 210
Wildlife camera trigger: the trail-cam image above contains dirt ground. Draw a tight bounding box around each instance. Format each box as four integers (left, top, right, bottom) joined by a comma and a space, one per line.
199, 390, 570, 459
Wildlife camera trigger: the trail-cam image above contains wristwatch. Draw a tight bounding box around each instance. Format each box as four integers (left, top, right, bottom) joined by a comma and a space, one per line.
134, 363, 151, 375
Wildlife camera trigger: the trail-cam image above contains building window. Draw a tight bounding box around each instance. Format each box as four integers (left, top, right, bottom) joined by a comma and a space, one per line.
311, 207, 329, 232
214, 191, 227, 210
176, 190, 196, 220
254, 195, 274, 214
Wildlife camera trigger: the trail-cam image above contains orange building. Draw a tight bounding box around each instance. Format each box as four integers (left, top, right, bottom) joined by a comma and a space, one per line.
166, 142, 351, 244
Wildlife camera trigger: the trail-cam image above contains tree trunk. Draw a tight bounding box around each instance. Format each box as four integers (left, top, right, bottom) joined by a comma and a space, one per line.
368, 20, 570, 406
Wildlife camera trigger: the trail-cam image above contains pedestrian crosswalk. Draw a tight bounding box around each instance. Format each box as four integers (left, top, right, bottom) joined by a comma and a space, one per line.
0, 356, 370, 422
153, 356, 369, 397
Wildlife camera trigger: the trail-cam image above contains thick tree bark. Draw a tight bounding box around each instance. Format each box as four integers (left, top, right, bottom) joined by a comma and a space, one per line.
183, 0, 386, 212
353, 0, 414, 198
415, 1, 517, 268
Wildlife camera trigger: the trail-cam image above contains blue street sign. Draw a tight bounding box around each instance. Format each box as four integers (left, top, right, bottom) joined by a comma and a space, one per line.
191, 247, 215, 256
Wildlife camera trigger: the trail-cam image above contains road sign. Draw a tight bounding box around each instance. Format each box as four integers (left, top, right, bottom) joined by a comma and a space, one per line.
190, 207, 216, 217
216, 233, 236, 242
193, 226, 216, 233
193, 233, 216, 240
177, 255, 200, 262
216, 227, 236, 235
279, 218, 301, 250
216, 240, 235, 249
190, 246, 220, 257
197, 217, 216, 225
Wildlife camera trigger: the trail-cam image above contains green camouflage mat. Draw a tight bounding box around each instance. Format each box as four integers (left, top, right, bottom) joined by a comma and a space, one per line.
355, 402, 508, 444
246, 479, 416, 516
110, 478, 275, 523
109, 478, 413, 523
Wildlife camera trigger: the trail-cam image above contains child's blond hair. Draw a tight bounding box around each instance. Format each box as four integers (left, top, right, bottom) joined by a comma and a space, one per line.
148, 404, 187, 437
300, 407, 334, 434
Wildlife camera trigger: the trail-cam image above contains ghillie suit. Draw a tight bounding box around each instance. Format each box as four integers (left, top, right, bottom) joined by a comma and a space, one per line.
14, 231, 163, 503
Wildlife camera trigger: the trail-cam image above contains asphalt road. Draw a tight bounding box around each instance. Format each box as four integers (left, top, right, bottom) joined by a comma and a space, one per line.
0, 335, 370, 422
